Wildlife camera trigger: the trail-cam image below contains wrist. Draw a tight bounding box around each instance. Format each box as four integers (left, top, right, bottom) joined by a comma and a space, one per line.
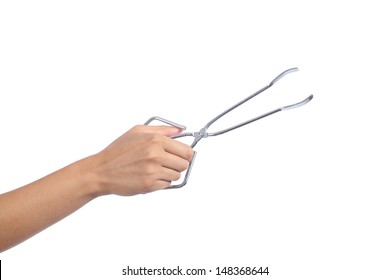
72, 154, 107, 199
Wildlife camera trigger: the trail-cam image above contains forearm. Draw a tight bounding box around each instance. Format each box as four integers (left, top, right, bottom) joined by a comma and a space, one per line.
0, 156, 100, 252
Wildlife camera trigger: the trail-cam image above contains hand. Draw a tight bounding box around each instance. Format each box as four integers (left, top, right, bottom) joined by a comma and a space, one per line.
92, 125, 194, 196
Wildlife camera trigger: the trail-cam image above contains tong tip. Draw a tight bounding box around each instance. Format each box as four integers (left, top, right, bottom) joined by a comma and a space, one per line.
270, 67, 299, 86
281, 94, 314, 111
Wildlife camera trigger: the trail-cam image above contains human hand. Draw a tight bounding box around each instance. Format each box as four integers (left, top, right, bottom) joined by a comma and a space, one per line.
91, 125, 193, 196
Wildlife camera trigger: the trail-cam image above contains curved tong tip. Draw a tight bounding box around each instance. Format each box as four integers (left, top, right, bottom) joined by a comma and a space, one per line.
281, 94, 313, 111
270, 67, 299, 86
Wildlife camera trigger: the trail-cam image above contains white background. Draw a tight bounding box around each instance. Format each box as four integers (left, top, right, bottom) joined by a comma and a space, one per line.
0, 1, 389, 279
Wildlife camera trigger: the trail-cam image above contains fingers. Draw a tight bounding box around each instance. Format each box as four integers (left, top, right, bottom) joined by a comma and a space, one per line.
144, 131, 192, 191
150, 139, 191, 189
136, 125, 193, 160
163, 138, 193, 161
160, 166, 181, 182
160, 152, 189, 172
154, 180, 173, 190
154, 166, 184, 190
132, 125, 193, 160
133, 125, 183, 137
154, 144, 192, 190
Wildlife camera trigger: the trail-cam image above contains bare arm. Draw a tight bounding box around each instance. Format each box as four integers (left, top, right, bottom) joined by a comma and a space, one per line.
0, 125, 193, 252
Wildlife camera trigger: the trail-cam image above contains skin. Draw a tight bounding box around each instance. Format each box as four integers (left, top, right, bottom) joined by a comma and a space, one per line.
0, 125, 193, 253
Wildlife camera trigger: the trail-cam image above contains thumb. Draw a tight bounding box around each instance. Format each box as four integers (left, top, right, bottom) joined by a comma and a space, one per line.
142, 125, 182, 137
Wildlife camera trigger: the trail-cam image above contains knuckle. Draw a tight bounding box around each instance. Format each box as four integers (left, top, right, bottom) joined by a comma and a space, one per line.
143, 163, 157, 176
143, 139, 163, 157
187, 147, 194, 160
148, 133, 164, 144
178, 160, 189, 172
145, 150, 162, 165
143, 184, 155, 193
140, 177, 156, 193
159, 181, 171, 190
173, 171, 181, 181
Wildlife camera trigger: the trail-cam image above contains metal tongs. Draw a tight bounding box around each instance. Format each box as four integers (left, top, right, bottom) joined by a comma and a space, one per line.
145, 68, 313, 189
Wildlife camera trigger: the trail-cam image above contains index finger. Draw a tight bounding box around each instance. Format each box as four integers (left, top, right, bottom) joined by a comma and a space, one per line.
163, 138, 194, 161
